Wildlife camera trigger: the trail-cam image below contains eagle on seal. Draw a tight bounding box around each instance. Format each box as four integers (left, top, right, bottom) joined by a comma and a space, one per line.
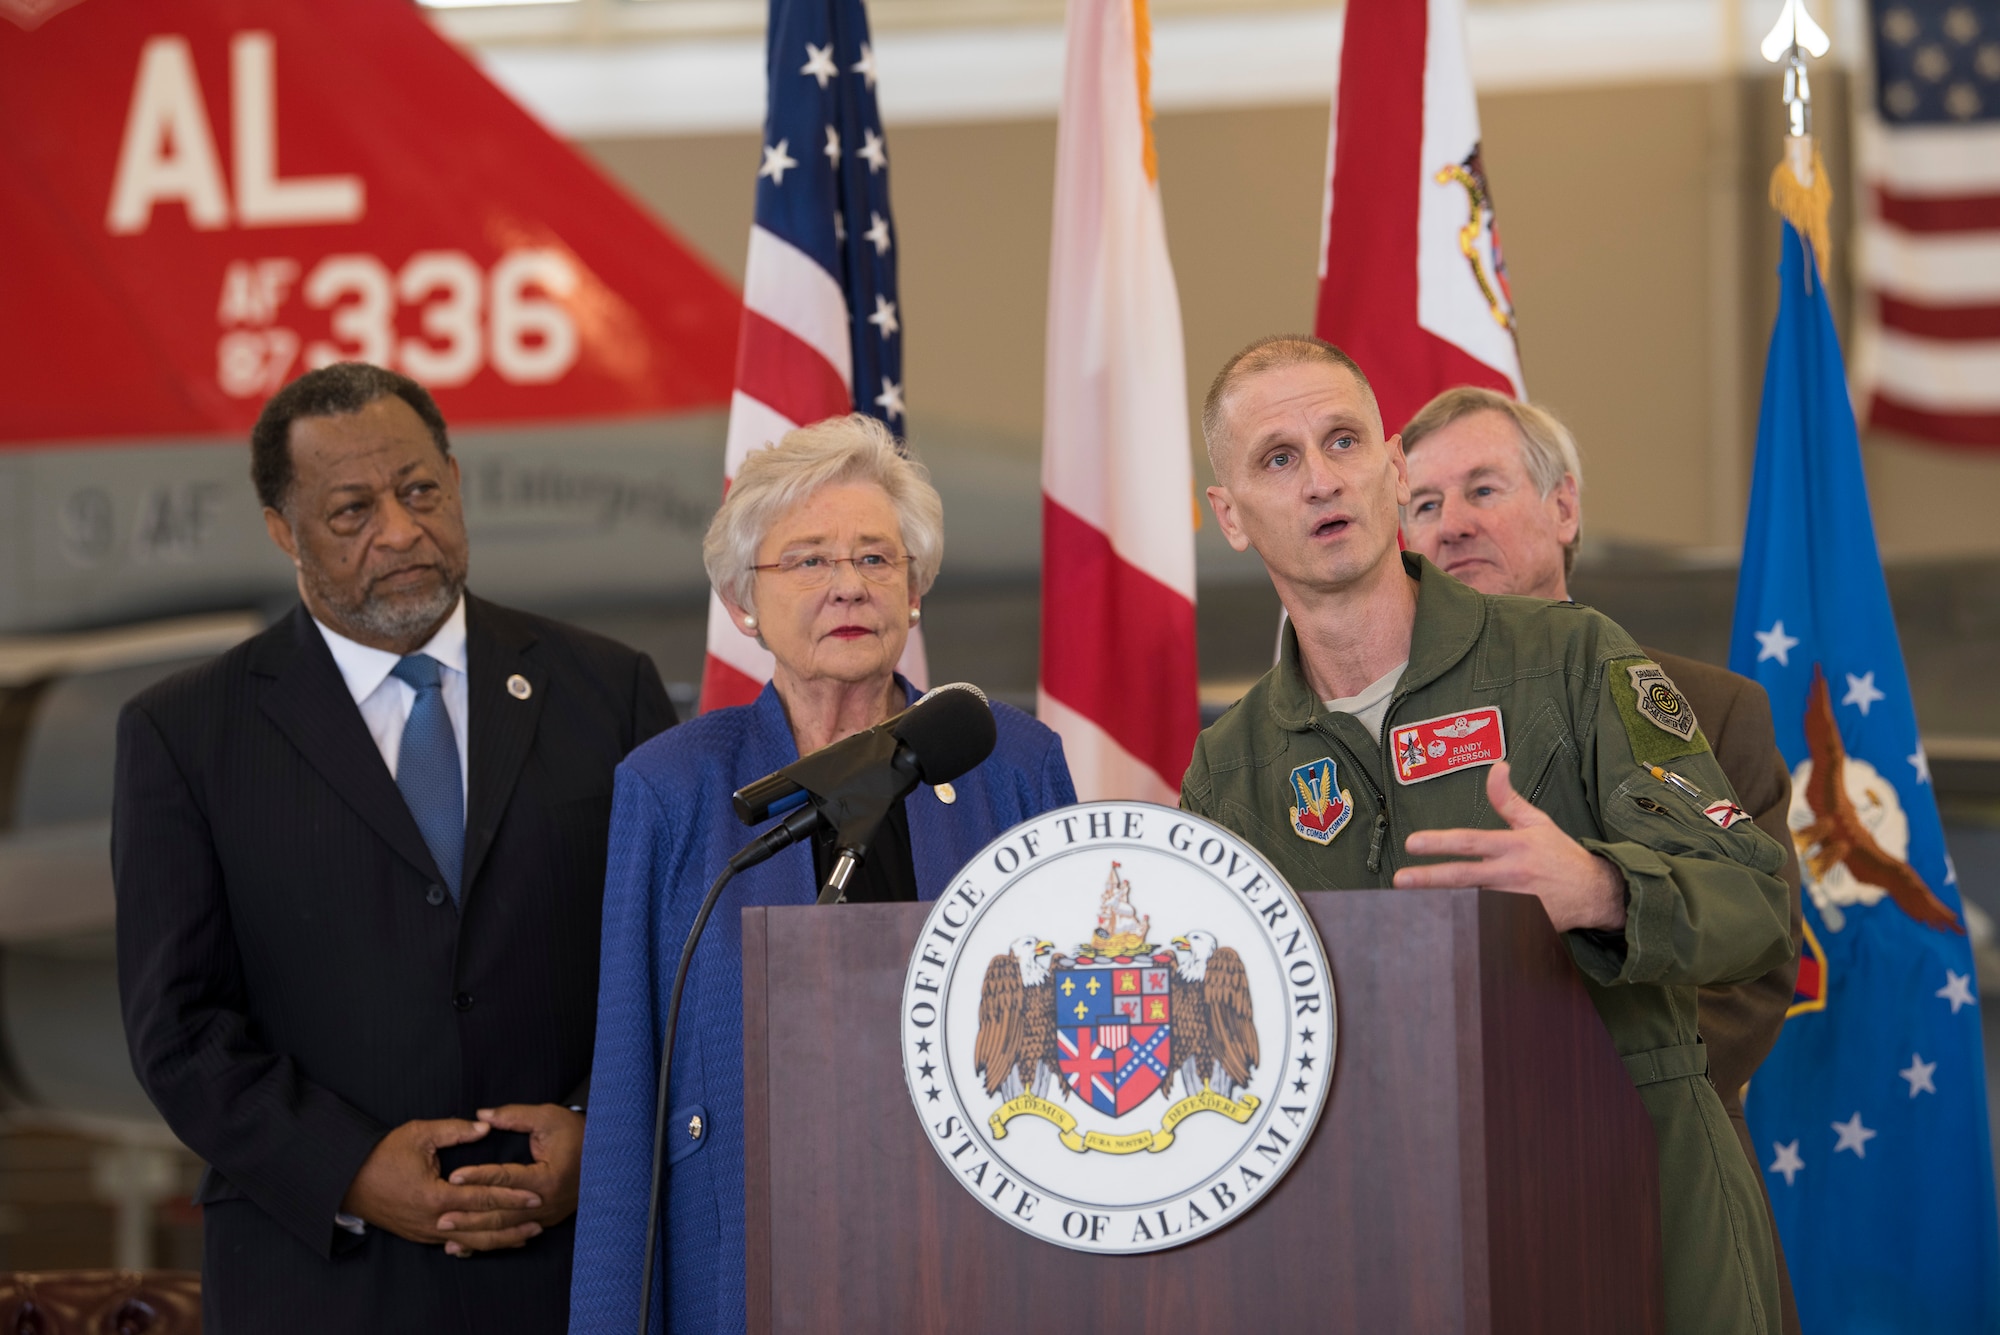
1167, 930, 1259, 1102
974, 936, 1064, 1100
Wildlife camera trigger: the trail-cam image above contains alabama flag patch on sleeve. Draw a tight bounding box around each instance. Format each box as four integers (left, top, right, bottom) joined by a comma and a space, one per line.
1703, 799, 1754, 829
1392, 708, 1506, 785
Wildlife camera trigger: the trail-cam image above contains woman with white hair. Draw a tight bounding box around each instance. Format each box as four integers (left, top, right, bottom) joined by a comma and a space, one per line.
568, 415, 1074, 1335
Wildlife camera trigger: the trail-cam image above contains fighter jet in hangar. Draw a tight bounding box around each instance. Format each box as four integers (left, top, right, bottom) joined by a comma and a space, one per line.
0, 0, 742, 1196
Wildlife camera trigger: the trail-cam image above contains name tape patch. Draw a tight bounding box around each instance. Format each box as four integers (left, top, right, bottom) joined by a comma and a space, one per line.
1392, 707, 1506, 785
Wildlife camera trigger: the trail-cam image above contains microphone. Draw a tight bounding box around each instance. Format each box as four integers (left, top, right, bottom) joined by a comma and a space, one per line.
733, 681, 997, 903
731, 681, 996, 827
829, 682, 997, 901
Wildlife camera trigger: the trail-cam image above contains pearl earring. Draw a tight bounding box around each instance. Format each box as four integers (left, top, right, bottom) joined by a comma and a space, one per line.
909, 607, 922, 624
743, 614, 758, 629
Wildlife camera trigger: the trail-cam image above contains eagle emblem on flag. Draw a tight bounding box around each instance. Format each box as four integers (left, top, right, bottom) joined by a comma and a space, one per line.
1789, 664, 1960, 935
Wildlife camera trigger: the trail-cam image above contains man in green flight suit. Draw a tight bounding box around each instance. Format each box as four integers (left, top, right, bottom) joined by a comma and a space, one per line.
1182, 335, 1795, 1335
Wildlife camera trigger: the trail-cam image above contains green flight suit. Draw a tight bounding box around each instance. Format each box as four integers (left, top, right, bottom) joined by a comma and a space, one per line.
1181, 554, 1794, 1335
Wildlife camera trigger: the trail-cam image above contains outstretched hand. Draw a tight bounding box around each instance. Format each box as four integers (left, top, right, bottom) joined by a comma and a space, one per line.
1392, 761, 1627, 933
434, 1103, 584, 1257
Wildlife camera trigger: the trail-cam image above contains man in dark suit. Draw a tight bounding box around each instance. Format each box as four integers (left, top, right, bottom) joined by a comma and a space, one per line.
114, 362, 675, 1334
1399, 386, 1805, 1335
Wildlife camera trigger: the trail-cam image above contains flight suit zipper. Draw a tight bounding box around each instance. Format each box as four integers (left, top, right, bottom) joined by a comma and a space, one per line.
1365, 811, 1389, 874
1365, 690, 1413, 876
1523, 740, 1563, 807
1309, 683, 1418, 877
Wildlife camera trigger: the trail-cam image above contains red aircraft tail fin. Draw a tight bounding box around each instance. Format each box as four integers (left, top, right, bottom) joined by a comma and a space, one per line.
0, 0, 740, 444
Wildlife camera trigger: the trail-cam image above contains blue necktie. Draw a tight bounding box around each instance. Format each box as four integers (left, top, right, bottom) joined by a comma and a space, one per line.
390, 654, 464, 903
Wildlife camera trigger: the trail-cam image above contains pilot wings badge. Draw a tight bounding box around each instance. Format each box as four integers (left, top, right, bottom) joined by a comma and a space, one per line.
1287, 758, 1352, 846
904, 801, 1334, 1254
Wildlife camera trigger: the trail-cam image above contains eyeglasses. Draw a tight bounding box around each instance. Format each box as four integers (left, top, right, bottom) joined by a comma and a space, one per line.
748, 550, 912, 589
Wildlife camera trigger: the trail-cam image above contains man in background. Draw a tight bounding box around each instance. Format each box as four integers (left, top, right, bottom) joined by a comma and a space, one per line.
1400, 385, 1803, 1335
114, 363, 675, 1333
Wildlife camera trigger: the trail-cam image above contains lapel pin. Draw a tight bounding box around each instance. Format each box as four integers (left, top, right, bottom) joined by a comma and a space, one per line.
935, 782, 957, 805
507, 674, 532, 700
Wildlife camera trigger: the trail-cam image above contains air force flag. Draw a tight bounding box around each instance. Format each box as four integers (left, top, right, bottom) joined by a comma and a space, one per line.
1731, 221, 2000, 1332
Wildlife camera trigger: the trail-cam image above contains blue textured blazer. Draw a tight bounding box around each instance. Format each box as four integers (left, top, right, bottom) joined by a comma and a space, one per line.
568, 680, 1074, 1335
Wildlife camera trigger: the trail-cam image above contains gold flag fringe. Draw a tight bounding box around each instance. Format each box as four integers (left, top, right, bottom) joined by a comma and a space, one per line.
1134, 0, 1160, 185
1769, 140, 1833, 283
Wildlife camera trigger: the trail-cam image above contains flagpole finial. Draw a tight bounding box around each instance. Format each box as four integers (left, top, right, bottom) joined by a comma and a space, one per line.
1762, 0, 1833, 276
1760, 0, 1831, 66
1762, 0, 1831, 161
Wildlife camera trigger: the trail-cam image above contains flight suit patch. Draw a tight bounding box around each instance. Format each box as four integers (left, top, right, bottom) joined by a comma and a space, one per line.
1704, 799, 1753, 829
1611, 658, 1709, 767
1391, 707, 1506, 784
1287, 758, 1353, 845
1628, 663, 1697, 741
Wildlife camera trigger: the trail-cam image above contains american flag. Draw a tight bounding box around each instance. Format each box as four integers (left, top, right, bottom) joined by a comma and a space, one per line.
1856, 0, 2000, 448
699, 0, 921, 711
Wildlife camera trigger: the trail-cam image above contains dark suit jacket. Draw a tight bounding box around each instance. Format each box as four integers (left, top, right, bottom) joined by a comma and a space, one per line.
1650, 648, 1804, 1335
113, 595, 674, 1335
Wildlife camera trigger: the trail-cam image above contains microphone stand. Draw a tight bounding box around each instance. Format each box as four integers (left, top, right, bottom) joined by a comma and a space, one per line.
812, 774, 918, 904
818, 850, 861, 905
809, 745, 922, 905
635, 802, 820, 1335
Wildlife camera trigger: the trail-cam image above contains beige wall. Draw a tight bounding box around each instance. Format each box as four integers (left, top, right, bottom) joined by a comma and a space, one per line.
1481, 80, 1734, 548
580, 69, 2000, 558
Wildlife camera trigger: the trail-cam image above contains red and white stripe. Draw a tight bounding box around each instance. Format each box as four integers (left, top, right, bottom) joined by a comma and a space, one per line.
1856, 119, 2000, 449
1037, 0, 1199, 805
1315, 0, 1524, 435
699, 225, 927, 711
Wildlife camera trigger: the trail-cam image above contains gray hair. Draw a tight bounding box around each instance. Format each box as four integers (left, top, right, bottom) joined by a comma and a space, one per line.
702, 414, 944, 614
1400, 386, 1585, 577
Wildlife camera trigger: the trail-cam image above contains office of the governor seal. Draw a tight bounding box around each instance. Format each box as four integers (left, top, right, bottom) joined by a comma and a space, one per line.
900, 801, 1335, 1255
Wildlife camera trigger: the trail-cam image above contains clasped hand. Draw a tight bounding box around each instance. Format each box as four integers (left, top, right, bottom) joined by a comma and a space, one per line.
341, 1103, 584, 1257
1391, 761, 1627, 933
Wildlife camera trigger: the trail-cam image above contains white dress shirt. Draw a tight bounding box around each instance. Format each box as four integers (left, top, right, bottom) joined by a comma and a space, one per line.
313, 596, 471, 816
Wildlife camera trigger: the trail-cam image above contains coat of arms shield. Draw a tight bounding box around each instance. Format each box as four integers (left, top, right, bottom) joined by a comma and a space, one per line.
1053, 959, 1173, 1116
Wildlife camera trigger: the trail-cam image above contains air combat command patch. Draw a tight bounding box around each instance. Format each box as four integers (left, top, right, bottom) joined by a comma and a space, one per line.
1287, 758, 1352, 845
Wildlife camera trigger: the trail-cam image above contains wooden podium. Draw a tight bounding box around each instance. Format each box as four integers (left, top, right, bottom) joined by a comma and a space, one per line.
742, 888, 1662, 1333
